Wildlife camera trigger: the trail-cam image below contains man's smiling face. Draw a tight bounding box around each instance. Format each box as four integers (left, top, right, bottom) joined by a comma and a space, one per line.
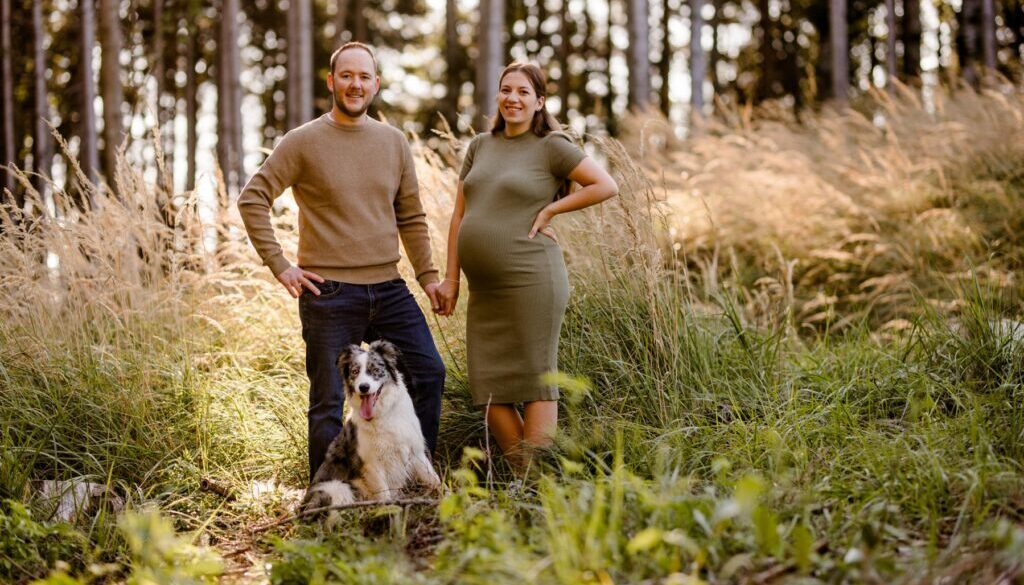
328, 48, 380, 120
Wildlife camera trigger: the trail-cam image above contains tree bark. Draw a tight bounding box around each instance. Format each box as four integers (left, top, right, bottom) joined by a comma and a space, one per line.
709, 0, 721, 96
352, 0, 367, 42
626, 0, 651, 109
604, 0, 617, 134
99, 0, 124, 193
32, 0, 51, 200
475, 0, 505, 129
335, 0, 349, 45
690, 0, 705, 118
958, 0, 981, 86
829, 0, 849, 106
885, 0, 897, 89
0, 0, 16, 203
78, 0, 100, 208
902, 0, 922, 81
218, 0, 244, 195
444, 0, 459, 126
558, 0, 571, 116
287, 0, 313, 129
658, 0, 671, 116
981, 0, 996, 75
185, 24, 197, 192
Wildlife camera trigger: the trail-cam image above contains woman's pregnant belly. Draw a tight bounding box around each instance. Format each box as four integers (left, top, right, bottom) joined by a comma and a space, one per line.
458, 217, 561, 290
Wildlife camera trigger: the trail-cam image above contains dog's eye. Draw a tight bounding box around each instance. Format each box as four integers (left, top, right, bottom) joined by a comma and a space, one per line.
350, 364, 361, 376
369, 366, 383, 377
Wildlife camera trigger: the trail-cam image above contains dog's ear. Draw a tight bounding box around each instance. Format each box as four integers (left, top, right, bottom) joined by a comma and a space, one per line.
336, 345, 360, 378
368, 339, 401, 366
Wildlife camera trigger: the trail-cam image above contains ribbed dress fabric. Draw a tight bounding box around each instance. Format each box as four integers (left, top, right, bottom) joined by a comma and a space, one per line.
458, 131, 586, 405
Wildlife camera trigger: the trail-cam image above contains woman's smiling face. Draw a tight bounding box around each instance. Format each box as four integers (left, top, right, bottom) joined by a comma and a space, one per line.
498, 71, 544, 130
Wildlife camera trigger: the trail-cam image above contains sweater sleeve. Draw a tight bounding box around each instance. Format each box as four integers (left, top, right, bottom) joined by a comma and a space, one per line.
237, 132, 302, 276
395, 138, 439, 288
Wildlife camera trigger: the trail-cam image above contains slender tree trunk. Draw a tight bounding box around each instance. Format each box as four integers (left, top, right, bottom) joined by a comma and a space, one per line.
32, 0, 51, 200
78, 0, 100, 207
757, 0, 777, 100
690, 0, 705, 118
626, 0, 651, 109
334, 0, 349, 45
604, 0, 618, 134
352, 0, 367, 42
218, 0, 244, 194
885, 0, 897, 89
657, 0, 671, 116
558, 0, 571, 116
154, 0, 172, 189
185, 26, 198, 192
981, 0, 996, 76
829, 0, 849, 106
0, 0, 16, 204
903, 0, 922, 81
287, 0, 313, 129
99, 0, 124, 193
475, 0, 505, 129
709, 0, 721, 96
959, 0, 981, 86
444, 0, 459, 126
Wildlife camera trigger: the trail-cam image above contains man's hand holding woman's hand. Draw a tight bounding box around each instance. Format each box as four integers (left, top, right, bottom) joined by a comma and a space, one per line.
435, 278, 460, 316
277, 265, 325, 298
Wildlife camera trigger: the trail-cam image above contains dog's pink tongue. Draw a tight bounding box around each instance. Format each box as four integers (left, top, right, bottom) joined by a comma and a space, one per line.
359, 393, 376, 420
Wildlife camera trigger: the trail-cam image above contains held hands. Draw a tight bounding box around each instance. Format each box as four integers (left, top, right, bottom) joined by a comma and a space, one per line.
277, 265, 325, 298
435, 278, 460, 316
528, 206, 559, 243
422, 281, 442, 314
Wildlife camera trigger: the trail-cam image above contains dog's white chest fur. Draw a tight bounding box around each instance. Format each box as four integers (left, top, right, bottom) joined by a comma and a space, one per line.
349, 391, 432, 499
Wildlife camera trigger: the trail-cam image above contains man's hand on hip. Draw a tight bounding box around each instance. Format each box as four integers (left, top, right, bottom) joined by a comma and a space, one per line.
422, 282, 442, 314
277, 266, 325, 298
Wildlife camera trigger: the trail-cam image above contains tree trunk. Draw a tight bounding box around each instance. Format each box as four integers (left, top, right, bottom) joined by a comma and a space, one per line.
335, 0, 349, 45
444, 0, 459, 126
99, 0, 124, 193
287, 0, 313, 129
709, 0, 721, 96
352, 0, 367, 42
658, 0, 671, 116
218, 0, 244, 195
981, 0, 996, 76
829, 0, 849, 106
78, 0, 100, 208
185, 24, 198, 192
690, 0, 705, 119
626, 0, 651, 109
885, 0, 897, 89
757, 0, 778, 100
604, 0, 617, 135
154, 0, 173, 189
902, 0, 922, 81
32, 0, 51, 200
0, 0, 16, 204
475, 0, 505, 129
558, 0, 571, 116
958, 0, 981, 86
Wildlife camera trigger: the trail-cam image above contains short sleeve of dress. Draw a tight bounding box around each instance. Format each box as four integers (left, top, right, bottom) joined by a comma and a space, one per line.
545, 132, 586, 179
459, 135, 482, 181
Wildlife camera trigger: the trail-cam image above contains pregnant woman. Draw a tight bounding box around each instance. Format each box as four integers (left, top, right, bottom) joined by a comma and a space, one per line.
437, 62, 618, 474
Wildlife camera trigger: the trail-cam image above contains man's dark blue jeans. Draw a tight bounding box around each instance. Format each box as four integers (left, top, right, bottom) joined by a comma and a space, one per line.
298, 278, 445, 482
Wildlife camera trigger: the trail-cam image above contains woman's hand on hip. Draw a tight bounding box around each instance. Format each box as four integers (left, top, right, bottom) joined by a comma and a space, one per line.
528, 206, 559, 243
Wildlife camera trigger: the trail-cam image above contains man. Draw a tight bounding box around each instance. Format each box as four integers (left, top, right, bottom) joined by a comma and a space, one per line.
237, 42, 445, 481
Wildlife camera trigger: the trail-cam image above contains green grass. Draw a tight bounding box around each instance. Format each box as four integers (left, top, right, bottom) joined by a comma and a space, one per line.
2, 87, 1024, 583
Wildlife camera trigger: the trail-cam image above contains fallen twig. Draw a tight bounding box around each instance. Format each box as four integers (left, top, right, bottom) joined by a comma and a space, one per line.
249, 498, 438, 533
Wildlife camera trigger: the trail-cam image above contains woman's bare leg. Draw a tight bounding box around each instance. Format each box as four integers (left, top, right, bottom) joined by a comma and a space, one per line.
482, 403, 525, 470
522, 400, 558, 471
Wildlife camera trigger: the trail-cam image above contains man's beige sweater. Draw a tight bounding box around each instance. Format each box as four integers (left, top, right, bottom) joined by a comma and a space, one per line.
237, 114, 438, 287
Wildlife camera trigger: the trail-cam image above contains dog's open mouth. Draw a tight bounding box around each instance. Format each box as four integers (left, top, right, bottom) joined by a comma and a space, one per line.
358, 391, 380, 420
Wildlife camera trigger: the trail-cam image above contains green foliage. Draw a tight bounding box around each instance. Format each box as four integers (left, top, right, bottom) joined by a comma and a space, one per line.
0, 500, 89, 583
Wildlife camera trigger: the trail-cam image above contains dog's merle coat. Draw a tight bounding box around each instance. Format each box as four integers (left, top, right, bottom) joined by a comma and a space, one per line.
301, 340, 440, 513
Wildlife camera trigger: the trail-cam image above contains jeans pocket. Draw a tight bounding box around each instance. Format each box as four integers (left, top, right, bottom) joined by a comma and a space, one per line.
314, 280, 345, 299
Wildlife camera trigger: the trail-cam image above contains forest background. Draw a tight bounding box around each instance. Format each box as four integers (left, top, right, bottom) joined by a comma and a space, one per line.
1, 0, 1024, 584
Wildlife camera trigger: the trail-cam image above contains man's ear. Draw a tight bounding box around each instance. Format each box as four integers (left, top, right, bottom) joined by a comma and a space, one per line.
327, 71, 335, 92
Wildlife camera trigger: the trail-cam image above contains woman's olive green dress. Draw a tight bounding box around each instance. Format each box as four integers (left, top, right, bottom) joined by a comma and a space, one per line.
457, 131, 586, 405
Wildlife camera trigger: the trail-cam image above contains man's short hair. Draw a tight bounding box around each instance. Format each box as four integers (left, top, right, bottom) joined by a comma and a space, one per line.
330, 42, 379, 75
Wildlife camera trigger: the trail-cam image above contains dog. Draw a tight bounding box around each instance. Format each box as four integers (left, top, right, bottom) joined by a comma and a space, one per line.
301, 340, 440, 514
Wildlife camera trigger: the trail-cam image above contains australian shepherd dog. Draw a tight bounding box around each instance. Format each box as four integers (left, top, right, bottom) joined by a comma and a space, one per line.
301, 340, 440, 513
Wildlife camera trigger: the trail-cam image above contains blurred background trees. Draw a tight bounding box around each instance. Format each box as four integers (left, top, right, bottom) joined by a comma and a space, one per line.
0, 0, 1021, 206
